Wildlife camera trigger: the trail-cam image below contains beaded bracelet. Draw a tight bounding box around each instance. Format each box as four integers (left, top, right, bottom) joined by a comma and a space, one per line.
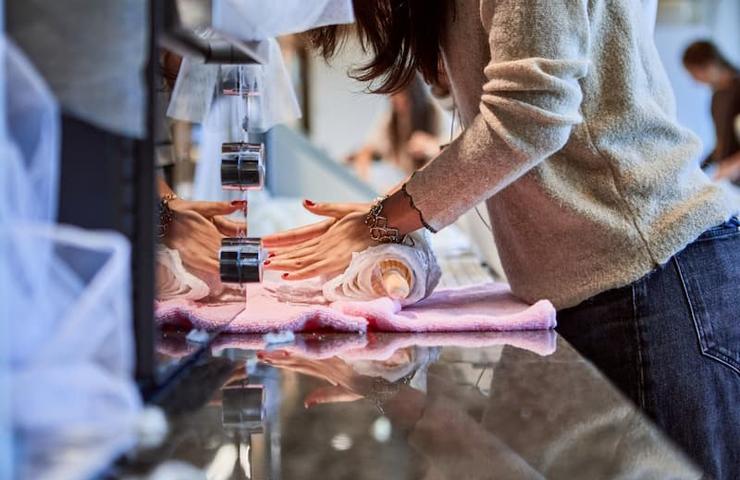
158, 193, 178, 239
364, 196, 405, 244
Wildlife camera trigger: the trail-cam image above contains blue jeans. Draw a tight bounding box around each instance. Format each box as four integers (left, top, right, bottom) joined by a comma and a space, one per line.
557, 217, 740, 480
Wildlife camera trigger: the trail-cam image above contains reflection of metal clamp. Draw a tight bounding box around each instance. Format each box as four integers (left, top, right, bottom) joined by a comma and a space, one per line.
219, 237, 263, 284
219, 65, 261, 97
221, 142, 265, 190
368, 371, 416, 415
221, 382, 265, 431
218, 65, 264, 133
222, 237, 262, 249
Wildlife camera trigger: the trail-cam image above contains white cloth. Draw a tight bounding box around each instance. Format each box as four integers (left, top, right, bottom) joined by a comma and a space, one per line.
213, 0, 354, 41
1, 37, 142, 480
167, 39, 301, 132
156, 246, 211, 301
165, 57, 215, 126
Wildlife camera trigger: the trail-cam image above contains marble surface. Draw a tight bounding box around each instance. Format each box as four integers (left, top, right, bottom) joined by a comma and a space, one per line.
109, 329, 702, 479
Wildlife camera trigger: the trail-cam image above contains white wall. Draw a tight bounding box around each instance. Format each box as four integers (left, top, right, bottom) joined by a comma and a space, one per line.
654, 0, 740, 158
307, 40, 388, 160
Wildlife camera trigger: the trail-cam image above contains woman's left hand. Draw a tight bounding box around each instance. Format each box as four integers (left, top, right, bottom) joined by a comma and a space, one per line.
264, 211, 376, 280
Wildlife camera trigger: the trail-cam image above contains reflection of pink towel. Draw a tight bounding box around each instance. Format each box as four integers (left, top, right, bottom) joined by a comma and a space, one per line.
156, 282, 556, 334
209, 331, 558, 358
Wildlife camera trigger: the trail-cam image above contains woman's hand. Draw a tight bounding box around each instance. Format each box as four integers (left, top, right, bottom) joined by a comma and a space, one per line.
264, 211, 376, 280
262, 200, 371, 250
263, 190, 425, 281
169, 198, 246, 236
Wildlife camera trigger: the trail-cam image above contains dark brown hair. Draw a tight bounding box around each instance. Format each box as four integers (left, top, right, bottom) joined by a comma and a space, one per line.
682, 40, 738, 72
305, 0, 450, 94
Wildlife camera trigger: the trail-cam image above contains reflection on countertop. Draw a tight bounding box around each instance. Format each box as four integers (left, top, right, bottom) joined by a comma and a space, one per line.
108, 329, 702, 480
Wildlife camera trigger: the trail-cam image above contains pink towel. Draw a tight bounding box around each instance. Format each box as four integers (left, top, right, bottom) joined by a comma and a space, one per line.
156, 282, 556, 334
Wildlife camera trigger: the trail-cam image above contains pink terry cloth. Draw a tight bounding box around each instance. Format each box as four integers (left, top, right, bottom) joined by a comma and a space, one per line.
156, 282, 556, 334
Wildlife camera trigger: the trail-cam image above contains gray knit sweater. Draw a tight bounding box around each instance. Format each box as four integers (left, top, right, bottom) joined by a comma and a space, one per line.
405, 0, 734, 309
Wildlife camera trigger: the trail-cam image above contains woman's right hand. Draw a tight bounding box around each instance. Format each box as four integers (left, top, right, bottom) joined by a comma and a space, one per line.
262, 200, 371, 250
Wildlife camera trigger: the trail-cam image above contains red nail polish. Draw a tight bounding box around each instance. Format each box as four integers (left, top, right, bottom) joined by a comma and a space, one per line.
304, 199, 315, 207
268, 252, 276, 258
281, 273, 289, 279
263, 260, 271, 266
230, 200, 247, 207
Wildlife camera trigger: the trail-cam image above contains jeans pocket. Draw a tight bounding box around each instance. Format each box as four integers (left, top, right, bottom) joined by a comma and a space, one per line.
673, 231, 740, 375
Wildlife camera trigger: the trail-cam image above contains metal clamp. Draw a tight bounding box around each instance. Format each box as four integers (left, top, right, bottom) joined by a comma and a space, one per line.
221, 142, 265, 190
219, 237, 263, 284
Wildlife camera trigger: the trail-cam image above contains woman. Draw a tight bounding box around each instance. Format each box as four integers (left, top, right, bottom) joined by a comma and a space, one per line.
347, 75, 442, 180
264, 1, 739, 478
683, 40, 740, 184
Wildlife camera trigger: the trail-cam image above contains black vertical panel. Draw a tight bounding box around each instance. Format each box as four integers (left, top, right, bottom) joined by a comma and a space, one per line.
134, 0, 161, 395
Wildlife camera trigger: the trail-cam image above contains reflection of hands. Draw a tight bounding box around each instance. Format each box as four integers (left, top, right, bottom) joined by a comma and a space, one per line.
170, 198, 246, 236
258, 351, 371, 407
163, 199, 246, 279
264, 211, 376, 280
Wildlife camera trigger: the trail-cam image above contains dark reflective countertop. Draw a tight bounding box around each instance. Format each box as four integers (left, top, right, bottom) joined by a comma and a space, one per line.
109, 329, 702, 479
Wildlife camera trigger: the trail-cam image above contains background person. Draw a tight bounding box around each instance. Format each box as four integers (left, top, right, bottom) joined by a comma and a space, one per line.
683, 40, 740, 184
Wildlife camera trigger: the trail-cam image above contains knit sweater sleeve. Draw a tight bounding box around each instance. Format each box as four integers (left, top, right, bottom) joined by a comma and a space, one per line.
405, 0, 591, 232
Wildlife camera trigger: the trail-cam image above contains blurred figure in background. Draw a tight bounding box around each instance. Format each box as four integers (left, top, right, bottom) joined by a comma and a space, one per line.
347, 76, 446, 180
683, 40, 740, 185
